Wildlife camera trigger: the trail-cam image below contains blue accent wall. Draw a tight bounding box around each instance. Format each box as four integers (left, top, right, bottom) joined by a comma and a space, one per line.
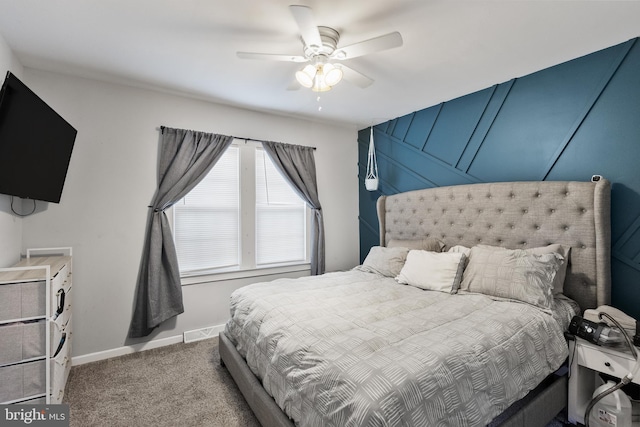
358, 38, 640, 320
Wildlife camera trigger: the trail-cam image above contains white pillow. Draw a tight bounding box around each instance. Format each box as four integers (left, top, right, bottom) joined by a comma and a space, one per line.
396, 250, 466, 293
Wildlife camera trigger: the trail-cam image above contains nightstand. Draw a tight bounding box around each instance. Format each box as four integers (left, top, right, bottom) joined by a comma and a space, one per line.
568, 337, 639, 424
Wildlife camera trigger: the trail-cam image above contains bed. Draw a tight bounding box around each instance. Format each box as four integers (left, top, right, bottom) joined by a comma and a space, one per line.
219, 178, 611, 427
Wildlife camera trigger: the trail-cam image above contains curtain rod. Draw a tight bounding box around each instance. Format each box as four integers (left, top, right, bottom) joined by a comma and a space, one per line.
156, 126, 315, 150
233, 136, 317, 150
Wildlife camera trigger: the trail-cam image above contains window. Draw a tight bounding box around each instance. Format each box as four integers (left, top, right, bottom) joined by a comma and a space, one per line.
255, 149, 307, 265
173, 146, 240, 272
173, 141, 309, 277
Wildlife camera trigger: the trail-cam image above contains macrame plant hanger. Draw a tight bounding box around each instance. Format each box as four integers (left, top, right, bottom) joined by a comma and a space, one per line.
365, 126, 379, 191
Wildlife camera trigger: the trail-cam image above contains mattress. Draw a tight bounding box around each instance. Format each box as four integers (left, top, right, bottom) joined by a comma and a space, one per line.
225, 269, 578, 427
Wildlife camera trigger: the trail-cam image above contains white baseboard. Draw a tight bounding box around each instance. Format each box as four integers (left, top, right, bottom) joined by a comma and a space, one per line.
71, 323, 225, 366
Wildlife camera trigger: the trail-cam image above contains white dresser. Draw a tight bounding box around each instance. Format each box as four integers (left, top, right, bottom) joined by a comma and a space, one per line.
0, 247, 73, 404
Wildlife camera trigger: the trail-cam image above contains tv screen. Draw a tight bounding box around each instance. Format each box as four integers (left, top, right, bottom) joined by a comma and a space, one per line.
0, 71, 77, 203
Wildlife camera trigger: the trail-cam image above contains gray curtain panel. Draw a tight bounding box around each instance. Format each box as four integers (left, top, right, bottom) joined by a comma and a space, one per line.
129, 127, 233, 338
262, 141, 325, 275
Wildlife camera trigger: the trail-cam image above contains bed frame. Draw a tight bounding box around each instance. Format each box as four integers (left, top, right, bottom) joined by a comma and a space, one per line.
220, 178, 612, 427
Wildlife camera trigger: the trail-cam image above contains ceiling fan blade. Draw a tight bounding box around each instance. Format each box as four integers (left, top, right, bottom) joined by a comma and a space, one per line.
237, 52, 307, 63
289, 5, 322, 49
333, 32, 403, 60
339, 65, 374, 88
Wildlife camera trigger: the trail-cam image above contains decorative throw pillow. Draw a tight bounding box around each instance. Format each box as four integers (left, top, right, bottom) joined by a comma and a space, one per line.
447, 245, 471, 292
387, 237, 445, 252
477, 244, 570, 295
359, 246, 410, 277
460, 246, 562, 310
395, 250, 466, 293
448, 245, 471, 257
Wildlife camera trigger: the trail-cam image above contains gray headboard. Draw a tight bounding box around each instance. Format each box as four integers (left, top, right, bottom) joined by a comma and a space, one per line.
377, 179, 611, 312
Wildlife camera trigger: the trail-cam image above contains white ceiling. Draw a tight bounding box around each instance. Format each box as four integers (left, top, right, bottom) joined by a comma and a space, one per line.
0, 0, 639, 128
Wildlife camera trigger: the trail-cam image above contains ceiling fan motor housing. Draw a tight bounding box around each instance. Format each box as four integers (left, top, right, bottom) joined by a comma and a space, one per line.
303, 26, 340, 58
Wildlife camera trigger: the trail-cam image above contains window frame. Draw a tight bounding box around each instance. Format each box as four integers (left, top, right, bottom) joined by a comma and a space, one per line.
168, 140, 311, 285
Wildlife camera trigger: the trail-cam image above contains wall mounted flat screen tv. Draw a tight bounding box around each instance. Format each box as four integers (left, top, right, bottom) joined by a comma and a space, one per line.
0, 71, 77, 203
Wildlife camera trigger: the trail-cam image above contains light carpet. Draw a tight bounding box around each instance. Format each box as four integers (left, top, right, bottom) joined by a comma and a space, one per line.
64, 337, 259, 427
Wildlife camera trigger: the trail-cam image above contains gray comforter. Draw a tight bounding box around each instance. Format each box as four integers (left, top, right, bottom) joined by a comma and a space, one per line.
225, 270, 578, 427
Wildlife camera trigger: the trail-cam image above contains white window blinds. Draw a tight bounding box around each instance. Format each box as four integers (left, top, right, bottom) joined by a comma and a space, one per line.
255, 148, 307, 265
174, 146, 239, 273
173, 142, 308, 276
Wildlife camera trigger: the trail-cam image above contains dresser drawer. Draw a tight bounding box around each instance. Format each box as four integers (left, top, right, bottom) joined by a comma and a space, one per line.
0, 320, 46, 365
577, 344, 637, 383
0, 281, 46, 322
0, 359, 46, 403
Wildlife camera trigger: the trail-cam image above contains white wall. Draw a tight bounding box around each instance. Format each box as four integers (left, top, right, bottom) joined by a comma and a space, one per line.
0, 33, 24, 267
20, 69, 360, 358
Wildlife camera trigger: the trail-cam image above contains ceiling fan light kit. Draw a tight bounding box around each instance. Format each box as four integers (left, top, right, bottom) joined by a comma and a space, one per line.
322, 63, 343, 86
236, 5, 403, 93
295, 60, 343, 92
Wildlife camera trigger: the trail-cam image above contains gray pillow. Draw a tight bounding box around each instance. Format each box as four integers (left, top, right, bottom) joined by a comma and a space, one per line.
477, 244, 570, 294
460, 246, 562, 310
359, 246, 409, 277
387, 237, 445, 252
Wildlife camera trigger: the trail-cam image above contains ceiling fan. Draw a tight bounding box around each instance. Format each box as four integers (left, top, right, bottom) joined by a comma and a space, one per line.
237, 5, 403, 92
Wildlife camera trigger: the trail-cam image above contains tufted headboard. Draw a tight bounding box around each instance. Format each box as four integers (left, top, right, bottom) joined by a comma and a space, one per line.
377, 179, 611, 312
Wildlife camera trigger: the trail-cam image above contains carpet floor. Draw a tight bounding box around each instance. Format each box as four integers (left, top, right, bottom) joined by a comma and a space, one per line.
64, 338, 259, 427
64, 337, 568, 427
